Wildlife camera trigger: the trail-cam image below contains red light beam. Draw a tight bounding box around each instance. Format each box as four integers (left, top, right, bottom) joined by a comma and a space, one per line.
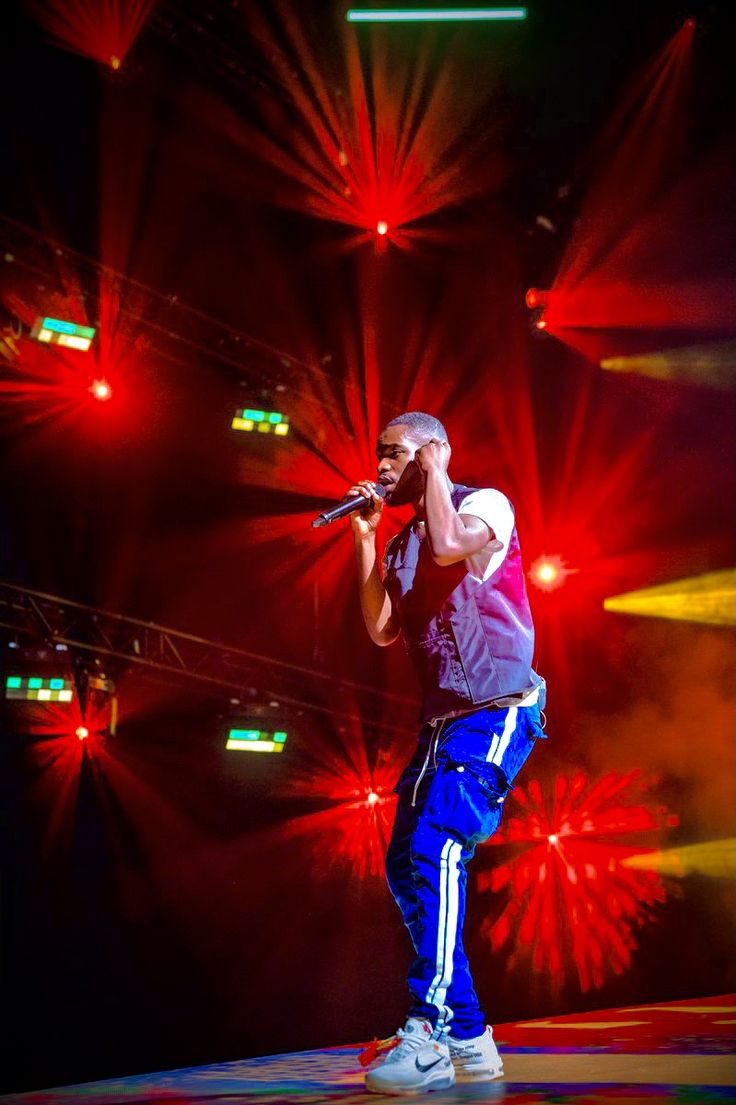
479, 771, 676, 992
185, 6, 510, 246
28, 0, 156, 69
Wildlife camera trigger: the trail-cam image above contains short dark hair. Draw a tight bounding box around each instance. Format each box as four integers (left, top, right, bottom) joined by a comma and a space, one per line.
385, 411, 448, 444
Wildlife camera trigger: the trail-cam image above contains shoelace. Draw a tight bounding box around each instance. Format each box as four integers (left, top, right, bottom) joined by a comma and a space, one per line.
359, 1026, 429, 1067
359, 1035, 398, 1068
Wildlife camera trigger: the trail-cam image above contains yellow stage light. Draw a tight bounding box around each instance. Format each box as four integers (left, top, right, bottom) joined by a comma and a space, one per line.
601, 340, 736, 391
623, 838, 736, 879
604, 568, 735, 627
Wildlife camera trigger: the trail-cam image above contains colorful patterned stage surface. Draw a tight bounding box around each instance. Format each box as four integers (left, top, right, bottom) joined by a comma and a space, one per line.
2, 994, 734, 1105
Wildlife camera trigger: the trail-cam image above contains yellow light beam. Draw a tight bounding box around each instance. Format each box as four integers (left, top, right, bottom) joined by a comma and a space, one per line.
601, 340, 736, 391
603, 569, 736, 627
622, 838, 736, 879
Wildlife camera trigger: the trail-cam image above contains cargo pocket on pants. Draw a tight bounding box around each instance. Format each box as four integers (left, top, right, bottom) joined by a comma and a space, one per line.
425, 760, 507, 848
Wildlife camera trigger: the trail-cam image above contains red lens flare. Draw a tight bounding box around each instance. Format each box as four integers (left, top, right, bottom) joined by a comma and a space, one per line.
27, 0, 156, 69
480, 771, 677, 992
90, 378, 112, 401
7, 696, 111, 864
529, 554, 568, 592
271, 710, 412, 881
24, 694, 111, 749
0, 238, 141, 438
282, 778, 399, 881
192, 9, 510, 248
538, 23, 735, 364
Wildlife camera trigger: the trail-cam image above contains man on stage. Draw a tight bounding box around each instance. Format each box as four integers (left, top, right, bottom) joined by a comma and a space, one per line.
349, 411, 546, 1095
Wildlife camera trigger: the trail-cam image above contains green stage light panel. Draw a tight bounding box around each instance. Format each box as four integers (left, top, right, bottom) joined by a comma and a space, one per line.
5, 674, 75, 702
347, 8, 527, 22
226, 727, 288, 753
31, 316, 96, 352
231, 409, 290, 436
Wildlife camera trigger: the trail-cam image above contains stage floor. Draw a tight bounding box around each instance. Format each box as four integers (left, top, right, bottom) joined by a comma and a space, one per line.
2, 994, 734, 1104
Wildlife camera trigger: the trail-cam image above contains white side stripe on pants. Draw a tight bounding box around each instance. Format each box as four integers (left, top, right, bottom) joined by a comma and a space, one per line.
486, 706, 518, 765
426, 838, 463, 1028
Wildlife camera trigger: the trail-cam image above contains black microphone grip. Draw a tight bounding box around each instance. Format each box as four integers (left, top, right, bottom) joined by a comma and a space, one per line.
311, 483, 387, 528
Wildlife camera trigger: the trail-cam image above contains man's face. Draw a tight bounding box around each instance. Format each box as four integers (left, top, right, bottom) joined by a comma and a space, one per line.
376, 424, 425, 506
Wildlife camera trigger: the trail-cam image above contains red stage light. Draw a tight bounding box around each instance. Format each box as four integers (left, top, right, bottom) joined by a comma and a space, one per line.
284, 735, 407, 880
529, 555, 566, 591
76, 726, 89, 741
376, 221, 389, 237
28, 0, 155, 69
540, 23, 707, 356
525, 288, 539, 308
228, 12, 509, 248
90, 379, 112, 401
480, 771, 674, 992
535, 316, 547, 330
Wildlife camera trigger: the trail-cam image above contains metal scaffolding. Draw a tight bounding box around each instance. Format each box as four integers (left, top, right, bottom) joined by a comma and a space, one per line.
0, 581, 417, 737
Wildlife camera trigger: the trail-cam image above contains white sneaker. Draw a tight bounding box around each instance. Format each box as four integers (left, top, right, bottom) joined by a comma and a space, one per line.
448, 1025, 504, 1079
365, 1017, 456, 1095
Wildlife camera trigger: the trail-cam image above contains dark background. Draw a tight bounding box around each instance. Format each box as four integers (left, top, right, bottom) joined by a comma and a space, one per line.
1, 0, 734, 1094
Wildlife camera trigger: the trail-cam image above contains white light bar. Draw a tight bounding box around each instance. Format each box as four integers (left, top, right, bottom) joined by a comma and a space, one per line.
347, 8, 527, 22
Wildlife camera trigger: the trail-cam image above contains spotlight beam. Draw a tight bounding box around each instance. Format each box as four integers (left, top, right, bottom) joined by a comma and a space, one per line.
604, 569, 736, 627
27, 0, 156, 68
218, 7, 515, 245
601, 341, 736, 391
622, 838, 736, 879
481, 771, 674, 992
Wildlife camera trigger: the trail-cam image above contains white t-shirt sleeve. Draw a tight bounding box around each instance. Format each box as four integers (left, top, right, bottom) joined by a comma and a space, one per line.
457, 488, 515, 582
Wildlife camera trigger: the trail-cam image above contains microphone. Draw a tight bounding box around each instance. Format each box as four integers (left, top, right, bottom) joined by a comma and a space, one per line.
311, 483, 387, 528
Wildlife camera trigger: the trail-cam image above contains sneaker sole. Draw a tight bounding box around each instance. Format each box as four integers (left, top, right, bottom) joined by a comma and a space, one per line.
366, 1071, 456, 1095
453, 1064, 504, 1081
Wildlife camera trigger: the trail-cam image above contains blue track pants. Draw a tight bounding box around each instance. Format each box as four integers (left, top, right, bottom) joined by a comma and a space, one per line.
386, 703, 545, 1039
